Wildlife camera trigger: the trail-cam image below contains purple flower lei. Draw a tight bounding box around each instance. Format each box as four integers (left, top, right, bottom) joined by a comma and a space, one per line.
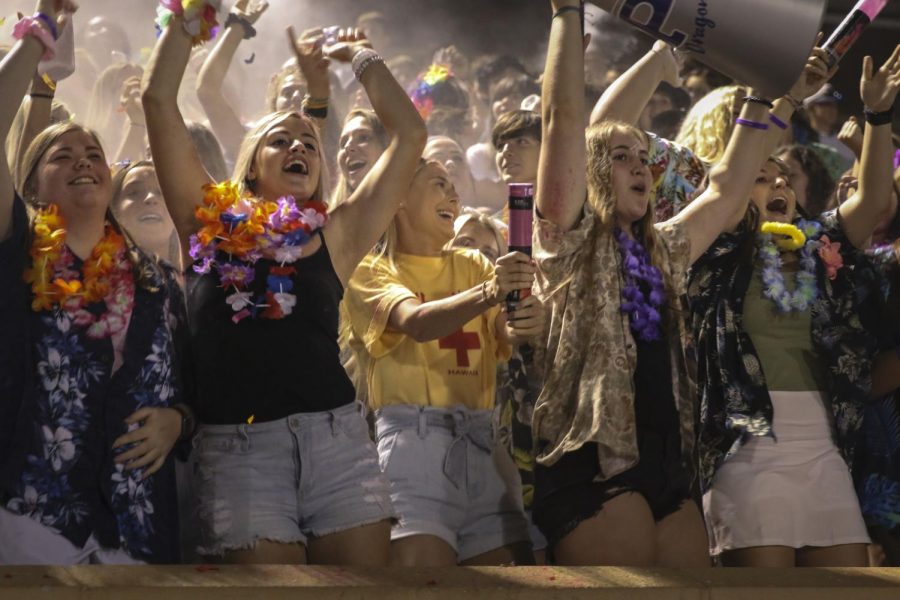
615, 228, 665, 342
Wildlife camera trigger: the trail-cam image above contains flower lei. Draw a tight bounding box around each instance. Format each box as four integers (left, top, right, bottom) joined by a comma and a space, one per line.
615, 228, 665, 342
189, 181, 328, 324
23, 205, 135, 339
760, 221, 806, 251
155, 0, 221, 46
757, 220, 822, 313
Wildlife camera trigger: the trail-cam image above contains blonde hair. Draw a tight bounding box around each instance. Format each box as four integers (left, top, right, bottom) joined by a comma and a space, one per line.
84, 62, 142, 152
330, 109, 388, 208
16, 122, 163, 291
448, 209, 508, 259
232, 111, 329, 202
675, 84, 746, 165
369, 158, 433, 274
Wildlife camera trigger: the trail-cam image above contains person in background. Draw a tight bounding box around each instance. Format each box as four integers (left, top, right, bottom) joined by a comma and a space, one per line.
425, 135, 505, 211
775, 144, 837, 218
804, 83, 856, 167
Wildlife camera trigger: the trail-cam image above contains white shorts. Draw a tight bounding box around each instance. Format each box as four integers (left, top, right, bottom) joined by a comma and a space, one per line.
704, 391, 870, 554
0, 507, 144, 565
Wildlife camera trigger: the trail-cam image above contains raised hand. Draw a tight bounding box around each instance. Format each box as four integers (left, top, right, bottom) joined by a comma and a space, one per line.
119, 75, 144, 126
861, 45, 900, 112
651, 40, 684, 87
788, 36, 838, 103
232, 0, 269, 25
286, 27, 330, 80
322, 28, 373, 63
837, 116, 863, 158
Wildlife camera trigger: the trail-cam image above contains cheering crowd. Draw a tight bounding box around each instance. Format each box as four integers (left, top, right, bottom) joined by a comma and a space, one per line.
1, 0, 900, 569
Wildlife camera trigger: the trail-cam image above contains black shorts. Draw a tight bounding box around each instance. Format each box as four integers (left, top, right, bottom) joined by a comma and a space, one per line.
532, 430, 692, 551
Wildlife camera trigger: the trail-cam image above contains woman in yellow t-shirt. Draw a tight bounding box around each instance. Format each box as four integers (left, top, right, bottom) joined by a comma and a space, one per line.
345, 160, 543, 566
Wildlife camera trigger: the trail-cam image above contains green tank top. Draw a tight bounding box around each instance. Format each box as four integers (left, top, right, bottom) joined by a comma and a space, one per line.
742, 261, 827, 392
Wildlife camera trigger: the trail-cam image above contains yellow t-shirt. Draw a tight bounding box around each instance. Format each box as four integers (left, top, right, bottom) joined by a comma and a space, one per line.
345, 249, 511, 411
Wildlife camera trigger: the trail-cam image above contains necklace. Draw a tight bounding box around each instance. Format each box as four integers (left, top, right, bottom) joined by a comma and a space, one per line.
189, 181, 328, 323
24, 204, 134, 339
757, 220, 821, 313
614, 228, 665, 342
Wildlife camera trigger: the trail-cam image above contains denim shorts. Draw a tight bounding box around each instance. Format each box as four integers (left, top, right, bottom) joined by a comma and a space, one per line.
375, 405, 531, 561
191, 402, 395, 556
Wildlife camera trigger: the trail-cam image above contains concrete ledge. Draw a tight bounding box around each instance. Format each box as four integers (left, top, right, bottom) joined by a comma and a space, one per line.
1, 565, 899, 599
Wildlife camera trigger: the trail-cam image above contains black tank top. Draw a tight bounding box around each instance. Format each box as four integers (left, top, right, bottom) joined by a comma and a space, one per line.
188, 231, 356, 424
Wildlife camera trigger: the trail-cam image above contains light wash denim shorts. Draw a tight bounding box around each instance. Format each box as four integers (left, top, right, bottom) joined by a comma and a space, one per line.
375, 404, 531, 561
191, 402, 394, 556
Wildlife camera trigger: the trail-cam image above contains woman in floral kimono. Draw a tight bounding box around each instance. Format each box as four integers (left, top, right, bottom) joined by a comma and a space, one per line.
0, 0, 192, 564
690, 46, 900, 566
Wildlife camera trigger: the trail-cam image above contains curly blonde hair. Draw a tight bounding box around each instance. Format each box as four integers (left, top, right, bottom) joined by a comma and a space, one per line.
675, 84, 746, 165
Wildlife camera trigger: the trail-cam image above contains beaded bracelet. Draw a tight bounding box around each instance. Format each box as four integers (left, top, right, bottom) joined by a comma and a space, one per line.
12, 16, 56, 60
743, 95, 774, 109
225, 12, 256, 39
352, 48, 384, 81
481, 280, 498, 307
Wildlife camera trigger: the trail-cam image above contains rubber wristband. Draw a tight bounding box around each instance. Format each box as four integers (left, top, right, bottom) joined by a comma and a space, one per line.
769, 113, 788, 130
864, 107, 894, 127
225, 12, 256, 39
735, 118, 769, 130
743, 95, 774, 109
553, 5, 581, 19
34, 12, 58, 40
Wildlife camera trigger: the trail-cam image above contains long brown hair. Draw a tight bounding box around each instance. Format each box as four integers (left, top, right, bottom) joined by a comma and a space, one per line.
585, 121, 675, 312
16, 122, 164, 291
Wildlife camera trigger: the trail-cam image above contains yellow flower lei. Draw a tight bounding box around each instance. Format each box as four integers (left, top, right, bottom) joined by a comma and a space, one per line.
23, 205, 126, 312
759, 221, 806, 251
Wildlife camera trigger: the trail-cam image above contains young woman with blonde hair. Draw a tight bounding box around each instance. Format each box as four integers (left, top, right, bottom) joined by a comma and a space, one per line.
142, 4, 426, 565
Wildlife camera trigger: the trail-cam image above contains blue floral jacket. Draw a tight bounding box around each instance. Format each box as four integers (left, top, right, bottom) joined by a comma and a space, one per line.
687, 210, 883, 492
0, 198, 189, 563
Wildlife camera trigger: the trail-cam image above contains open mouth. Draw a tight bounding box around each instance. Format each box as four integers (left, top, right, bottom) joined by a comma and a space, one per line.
766, 197, 788, 216
437, 209, 455, 223
70, 176, 98, 186
347, 159, 367, 174
630, 183, 647, 194
283, 159, 309, 175
138, 213, 164, 223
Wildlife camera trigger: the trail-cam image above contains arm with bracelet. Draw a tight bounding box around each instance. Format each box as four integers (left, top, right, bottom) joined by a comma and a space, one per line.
837, 45, 900, 248
196, 0, 269, 165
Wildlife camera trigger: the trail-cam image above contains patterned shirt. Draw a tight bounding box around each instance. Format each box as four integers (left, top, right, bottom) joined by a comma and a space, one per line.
647, 134, 706, 222
688, 210, 882, 492
532, 203, 696, 480
0, 198, 189, 563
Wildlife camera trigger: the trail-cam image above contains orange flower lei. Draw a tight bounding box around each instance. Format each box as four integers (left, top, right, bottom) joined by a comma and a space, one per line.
24, 205, 127, 313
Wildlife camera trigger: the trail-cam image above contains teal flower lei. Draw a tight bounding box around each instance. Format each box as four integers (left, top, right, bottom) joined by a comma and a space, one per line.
757, 219, 822, 313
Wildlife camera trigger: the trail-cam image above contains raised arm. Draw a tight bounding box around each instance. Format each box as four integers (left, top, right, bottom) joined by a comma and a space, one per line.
321, 35, 427, 285
670, 47, 835, 264
142, 15, 216, 250
837, 46, 900, 249
114, 76, 147, 163
590, 41, 681, 127
535, 0, 587, 232
0, 1, 70, 241
195, 0, 268, 165
9, 74, 55, 176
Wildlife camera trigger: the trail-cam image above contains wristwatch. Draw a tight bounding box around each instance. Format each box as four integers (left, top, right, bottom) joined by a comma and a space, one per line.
171, 404, 196, 441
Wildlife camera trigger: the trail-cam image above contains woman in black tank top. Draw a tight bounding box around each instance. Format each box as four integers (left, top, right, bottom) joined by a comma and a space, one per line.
143, 13, 425, 565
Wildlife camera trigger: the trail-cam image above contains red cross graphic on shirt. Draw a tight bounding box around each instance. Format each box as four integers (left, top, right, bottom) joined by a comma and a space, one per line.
438, 329, 481, 367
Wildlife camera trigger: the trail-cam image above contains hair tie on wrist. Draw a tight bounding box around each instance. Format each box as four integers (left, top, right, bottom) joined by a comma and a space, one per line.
30, 92, 54, 100
225, 12, 256, 39
743, 95, 774, 109
735, 118, 769, 130
782, 94, 803, 111
552, 5, 581, 20
768, 113, 788, 130
864, 107, 894, 127
12, 16, 57, 60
